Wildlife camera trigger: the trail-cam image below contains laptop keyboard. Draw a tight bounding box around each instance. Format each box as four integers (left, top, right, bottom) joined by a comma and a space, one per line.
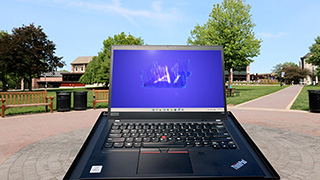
104, 120, 236, 149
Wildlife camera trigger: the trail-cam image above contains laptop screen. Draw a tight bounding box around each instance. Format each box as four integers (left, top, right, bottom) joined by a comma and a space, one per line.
109, 45, 225, 113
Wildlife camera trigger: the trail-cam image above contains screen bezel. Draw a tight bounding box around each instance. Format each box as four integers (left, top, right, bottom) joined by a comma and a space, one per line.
108, 45, 227, 119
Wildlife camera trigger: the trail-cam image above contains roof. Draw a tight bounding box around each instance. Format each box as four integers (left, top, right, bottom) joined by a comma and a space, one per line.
71, 56, 94, 65
301, 53, 310, 60
40, 71, 65, 77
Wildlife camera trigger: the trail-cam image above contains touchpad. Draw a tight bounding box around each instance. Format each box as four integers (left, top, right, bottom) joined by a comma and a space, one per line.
138, 153, 193, 174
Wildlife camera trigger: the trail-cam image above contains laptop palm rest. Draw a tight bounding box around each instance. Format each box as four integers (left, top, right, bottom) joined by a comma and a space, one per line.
137, 152, 193, 174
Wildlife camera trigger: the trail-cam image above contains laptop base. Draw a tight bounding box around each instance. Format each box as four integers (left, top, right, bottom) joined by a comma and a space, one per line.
64, 111, 280, 180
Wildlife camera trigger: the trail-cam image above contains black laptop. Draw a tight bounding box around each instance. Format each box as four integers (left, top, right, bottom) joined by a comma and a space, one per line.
64, 45, 279, 180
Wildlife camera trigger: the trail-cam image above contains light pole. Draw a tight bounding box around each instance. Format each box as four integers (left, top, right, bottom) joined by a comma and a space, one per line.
44, 74, 47, 89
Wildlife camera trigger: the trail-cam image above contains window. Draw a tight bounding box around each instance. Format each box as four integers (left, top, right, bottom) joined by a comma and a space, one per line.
75, 66, 78, 72
81, 66, 84, 72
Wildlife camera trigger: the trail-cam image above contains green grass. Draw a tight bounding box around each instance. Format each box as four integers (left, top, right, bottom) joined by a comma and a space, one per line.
291, 86, 320, 111
3, 88, 109, 116
227, 85, 288, 106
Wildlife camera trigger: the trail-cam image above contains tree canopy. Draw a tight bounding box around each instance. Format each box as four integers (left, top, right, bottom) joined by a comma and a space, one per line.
307, 36, 320, 66
283, 67, 310, 84
187, 0, 262, 74
0, 24, 64, 91
79, 32, 144, 86
0, 31, 13, 91
271, 62, 298, 80
306, 36, 320, 77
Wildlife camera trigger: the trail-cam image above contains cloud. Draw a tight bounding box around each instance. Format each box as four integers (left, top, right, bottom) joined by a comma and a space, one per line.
257, 32, 286, 38
59, 0, 182, 28
18, 0, 183, 34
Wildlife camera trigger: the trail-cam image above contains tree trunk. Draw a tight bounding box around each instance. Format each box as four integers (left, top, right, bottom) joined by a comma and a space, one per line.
28, 76, 33, 91
0, 73, 8, 91
0, 78, 8, 91
228, 68, 232, 88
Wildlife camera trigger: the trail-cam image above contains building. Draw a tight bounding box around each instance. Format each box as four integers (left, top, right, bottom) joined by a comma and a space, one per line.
225, 65, 250, 82
21, 56, 94, 89
61, 56, 94, 87
299, 53, 318, 85
21, 71, 64, 90
70, 56, 94, 73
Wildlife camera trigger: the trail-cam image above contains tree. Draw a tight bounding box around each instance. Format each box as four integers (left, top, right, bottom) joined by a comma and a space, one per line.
0, 31, 15, 91
187, 0, 262, 84
283, 67, 310, 84
11, 23, 65, 90
79, 32, 144, 86
271, 62, 298, 80
316, 67, 320, 77
307, 36, 320, 67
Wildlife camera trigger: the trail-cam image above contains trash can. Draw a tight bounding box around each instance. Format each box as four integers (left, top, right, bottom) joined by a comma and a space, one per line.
308, 90, 320, 113
73, 91, 88, 110
56, 91, 71, 112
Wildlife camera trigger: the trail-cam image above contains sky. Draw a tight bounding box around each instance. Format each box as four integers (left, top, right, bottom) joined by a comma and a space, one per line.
1, 0, 320, 74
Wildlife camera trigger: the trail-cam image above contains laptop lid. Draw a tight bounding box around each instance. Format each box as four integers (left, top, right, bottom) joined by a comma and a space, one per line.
108, 45, 226, 119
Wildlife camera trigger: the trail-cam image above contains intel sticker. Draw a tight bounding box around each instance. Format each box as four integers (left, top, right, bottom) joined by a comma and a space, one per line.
90, 165, 103, 173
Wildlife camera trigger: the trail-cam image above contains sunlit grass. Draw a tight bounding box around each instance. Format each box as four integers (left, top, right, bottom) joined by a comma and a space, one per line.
291, 86, 320, 111
227, 85, 288, 106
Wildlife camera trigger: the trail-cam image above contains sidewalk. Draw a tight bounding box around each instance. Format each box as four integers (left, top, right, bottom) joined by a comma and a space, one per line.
0, 86, 319, 180
235, 85, 303, 110
229, 85, 320, 180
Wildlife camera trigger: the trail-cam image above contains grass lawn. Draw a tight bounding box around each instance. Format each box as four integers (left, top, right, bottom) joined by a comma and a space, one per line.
227, 85, 288, 106
291, 86, 320, 111
3, 88, 109, 116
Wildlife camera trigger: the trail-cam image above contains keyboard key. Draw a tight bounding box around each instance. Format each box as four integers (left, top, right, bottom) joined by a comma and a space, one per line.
134, 137, 142, 142
130, 129, 137, 133
107, 138, 125, 142
195, 141, 203, 147
114, 142, 124, 148
110, 130, 121, 134
134, 142, 142, 148
203, 141, 210, 147
222, 144, 229, 149
126, 138, 134, 142
151, 137, 159, 142
142, 142, 185, 148
122, 129, 130, 133
143, 137, 151, 142
104, 142, 113, 148
160, 136, 167, 142
186, 142, 194, 147
112, 125, 120, 130
109, 134, 122, 138
122, 133, 130, 138
125, 142, 133, 148
211, 137, 231, 141
212, 141, 221, 149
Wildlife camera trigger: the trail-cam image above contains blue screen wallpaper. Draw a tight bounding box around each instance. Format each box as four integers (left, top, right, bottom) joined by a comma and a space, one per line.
111, 49, 225, 109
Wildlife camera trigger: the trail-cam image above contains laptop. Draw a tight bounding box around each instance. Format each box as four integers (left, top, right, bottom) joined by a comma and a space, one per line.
66, 45, 279, 179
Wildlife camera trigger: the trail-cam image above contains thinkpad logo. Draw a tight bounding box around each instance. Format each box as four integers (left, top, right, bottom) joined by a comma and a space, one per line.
231, 159, 247, 170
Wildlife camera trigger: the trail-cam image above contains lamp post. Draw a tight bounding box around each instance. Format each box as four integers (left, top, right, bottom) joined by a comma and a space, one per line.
44, 74, 47, 89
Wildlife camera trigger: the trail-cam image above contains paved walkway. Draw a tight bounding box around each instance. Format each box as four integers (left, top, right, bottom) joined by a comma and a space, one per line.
0, 85, 319, 180
236, 85, 303, 110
